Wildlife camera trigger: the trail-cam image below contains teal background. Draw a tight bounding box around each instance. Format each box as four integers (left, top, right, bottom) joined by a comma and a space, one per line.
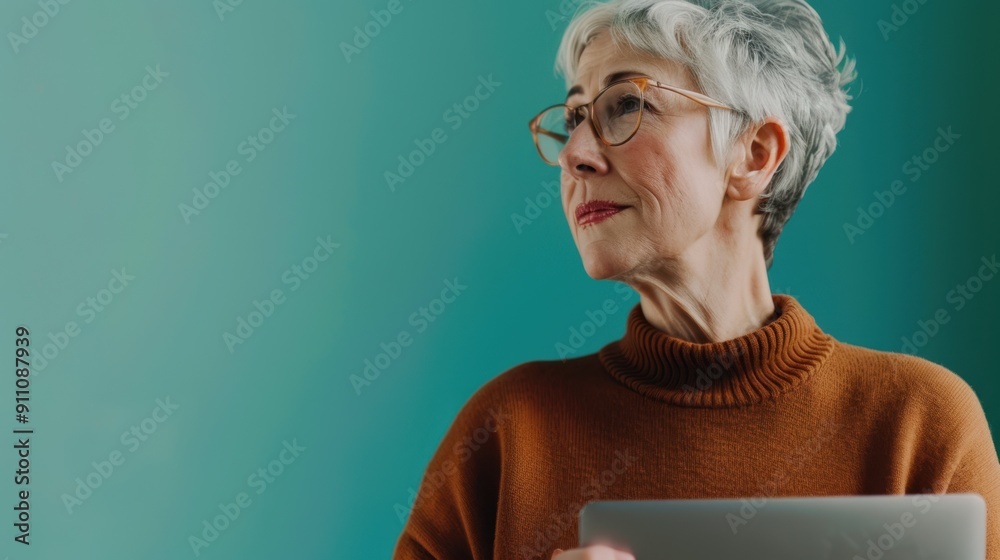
0, 0, 997, 557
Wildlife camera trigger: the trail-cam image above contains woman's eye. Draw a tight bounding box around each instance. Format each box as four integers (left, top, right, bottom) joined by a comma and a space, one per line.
609, 95, 643, 116
620, 96, 641, 113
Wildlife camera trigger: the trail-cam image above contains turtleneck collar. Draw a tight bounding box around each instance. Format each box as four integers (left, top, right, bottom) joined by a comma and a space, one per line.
597, 294, 836, 408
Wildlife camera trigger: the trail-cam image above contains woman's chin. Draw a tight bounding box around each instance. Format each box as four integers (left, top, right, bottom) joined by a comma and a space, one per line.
580, 254, 629, 280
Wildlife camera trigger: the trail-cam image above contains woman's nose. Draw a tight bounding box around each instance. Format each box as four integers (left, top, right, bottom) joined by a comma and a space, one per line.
559, 114, 609, 177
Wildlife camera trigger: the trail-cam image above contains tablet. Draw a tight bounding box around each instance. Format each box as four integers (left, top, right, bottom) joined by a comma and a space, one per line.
579, 493, 985, 559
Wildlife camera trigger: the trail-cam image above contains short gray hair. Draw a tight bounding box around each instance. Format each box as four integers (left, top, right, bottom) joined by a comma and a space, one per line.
555, 0, 857, 269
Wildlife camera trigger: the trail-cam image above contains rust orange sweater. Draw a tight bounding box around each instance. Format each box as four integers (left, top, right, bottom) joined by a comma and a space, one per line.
393, 294, 1000, 559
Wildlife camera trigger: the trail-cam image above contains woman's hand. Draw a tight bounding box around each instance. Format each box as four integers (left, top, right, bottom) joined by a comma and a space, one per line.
551, 545, 635, 559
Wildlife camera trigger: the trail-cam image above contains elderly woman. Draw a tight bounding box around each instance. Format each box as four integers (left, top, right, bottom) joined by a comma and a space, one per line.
393, 0, 1000, 558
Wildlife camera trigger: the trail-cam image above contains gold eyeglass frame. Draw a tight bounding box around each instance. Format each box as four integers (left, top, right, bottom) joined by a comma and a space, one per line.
528, 76, 737, 166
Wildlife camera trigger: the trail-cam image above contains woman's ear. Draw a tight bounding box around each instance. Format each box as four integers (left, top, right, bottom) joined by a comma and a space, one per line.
726, 117, 790, 201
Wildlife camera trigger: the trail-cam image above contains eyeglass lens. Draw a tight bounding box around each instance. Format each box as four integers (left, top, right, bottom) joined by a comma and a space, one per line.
534, 80, 644, 163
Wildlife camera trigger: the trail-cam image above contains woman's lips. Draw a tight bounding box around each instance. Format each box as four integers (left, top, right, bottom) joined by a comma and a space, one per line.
576, 200, 629, 226
578, 207, 626, 226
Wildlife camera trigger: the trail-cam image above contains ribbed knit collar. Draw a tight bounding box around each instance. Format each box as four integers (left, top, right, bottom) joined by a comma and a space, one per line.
598, 294, 836, 408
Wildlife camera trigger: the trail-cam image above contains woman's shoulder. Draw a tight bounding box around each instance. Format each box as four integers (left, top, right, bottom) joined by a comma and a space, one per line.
829, 339, 985, 420
469, 354, 598, 399
449, 355, 601, 424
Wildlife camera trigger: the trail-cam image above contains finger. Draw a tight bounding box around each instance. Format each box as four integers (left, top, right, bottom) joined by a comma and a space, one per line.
550, 548, 563, 559
591, 544, 635, 560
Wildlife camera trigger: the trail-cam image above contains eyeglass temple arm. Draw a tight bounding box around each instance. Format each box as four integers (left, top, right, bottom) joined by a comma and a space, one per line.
648, 81, 735, 111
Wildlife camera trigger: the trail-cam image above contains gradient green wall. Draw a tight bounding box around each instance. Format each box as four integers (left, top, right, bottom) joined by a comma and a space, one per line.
0, 0, 997, 557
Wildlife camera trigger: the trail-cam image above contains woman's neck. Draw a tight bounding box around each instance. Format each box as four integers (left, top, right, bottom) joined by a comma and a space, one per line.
623, 249, 775, 343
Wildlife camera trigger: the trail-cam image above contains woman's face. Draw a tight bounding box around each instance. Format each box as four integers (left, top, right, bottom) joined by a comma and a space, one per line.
560, 31, 731, 281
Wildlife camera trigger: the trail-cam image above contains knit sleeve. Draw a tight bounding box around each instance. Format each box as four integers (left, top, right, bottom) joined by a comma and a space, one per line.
392, 387, 507, 560
944, 386, 1000, 560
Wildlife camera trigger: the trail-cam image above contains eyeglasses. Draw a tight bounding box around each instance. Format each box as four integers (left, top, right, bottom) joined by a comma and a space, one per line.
528, 76, 737, 166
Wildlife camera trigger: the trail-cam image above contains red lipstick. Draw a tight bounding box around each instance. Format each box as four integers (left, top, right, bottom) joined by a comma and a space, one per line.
576, 200, 628, 226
